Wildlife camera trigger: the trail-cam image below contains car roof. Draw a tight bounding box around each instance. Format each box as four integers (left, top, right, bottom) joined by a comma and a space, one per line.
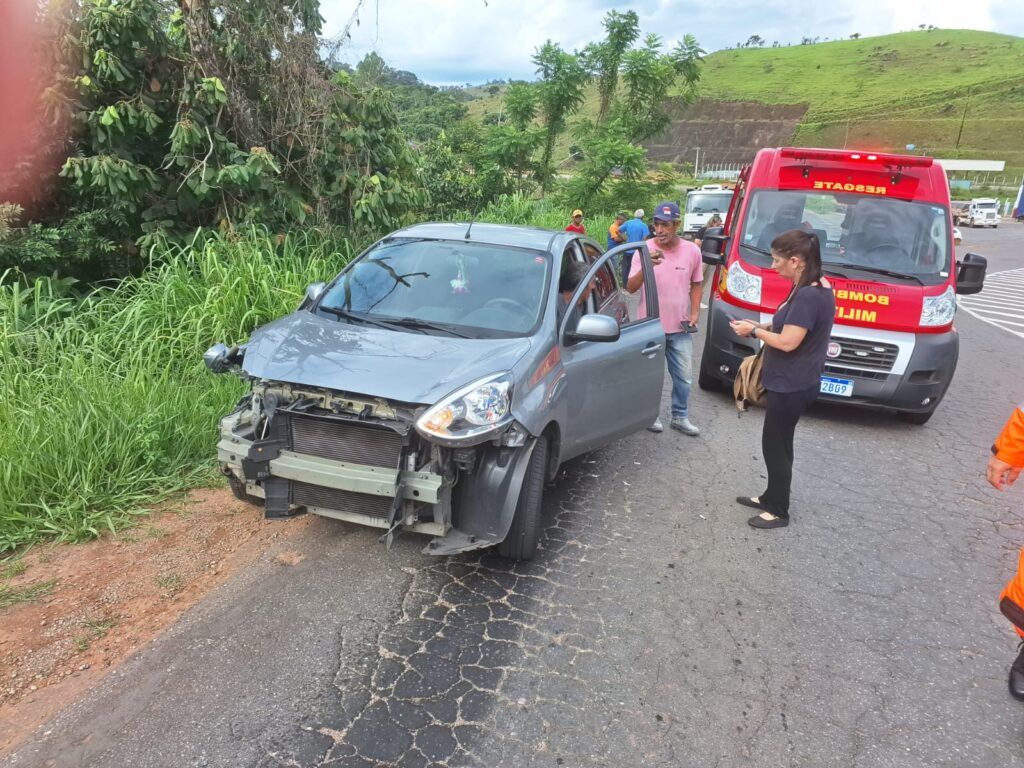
388, 221, 566, 252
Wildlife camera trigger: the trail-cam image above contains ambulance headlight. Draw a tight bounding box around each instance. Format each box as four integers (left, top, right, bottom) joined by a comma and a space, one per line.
920, 286, 956, 327
726, 261, 762, 305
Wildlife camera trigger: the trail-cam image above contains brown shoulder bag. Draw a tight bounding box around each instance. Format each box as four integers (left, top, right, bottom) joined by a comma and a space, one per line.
733, 347, 766, 411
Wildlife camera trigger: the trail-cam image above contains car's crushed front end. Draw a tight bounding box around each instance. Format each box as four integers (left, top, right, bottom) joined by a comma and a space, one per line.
219, 380, 447, 537
210, 349, 539, 557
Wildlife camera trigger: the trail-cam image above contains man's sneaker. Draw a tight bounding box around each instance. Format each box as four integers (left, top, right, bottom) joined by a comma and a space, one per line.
647, 417, 664, 433
670, 417, 700, 436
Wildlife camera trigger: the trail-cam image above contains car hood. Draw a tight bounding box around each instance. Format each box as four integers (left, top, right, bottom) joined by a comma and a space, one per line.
242, 312, 533, 405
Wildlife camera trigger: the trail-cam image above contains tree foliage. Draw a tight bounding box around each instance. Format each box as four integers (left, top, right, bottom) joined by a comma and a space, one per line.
533, 41, 588, 190
582, 10, 640, 124
5, 0, 424, 280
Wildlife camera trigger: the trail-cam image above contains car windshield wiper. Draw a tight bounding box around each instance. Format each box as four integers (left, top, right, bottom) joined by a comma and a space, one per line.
839, 264, 924, 285
822, 267, 849, 279
318, 305, 403, 331
384, 317, 472, 338
740, 243, 772, 257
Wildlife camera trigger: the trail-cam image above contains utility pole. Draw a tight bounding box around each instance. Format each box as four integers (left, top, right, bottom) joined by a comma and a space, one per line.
694, 147, 700, 179
954, 87, 971, 154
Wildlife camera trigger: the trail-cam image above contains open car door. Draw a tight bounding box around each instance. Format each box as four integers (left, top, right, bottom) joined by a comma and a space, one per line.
558, 241, 664, 457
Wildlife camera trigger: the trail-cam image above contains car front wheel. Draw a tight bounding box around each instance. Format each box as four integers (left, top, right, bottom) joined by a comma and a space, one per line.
228, 474, 263, 506
497, 437, 548, 561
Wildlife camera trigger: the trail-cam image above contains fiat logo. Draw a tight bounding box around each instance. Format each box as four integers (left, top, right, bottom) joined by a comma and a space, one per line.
826, 341, 842, 359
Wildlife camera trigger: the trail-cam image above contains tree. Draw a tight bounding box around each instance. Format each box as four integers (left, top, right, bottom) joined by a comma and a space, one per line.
745, 35, 765, 47
483, 83, 543, 194
850, 33, 861, 40
616, 34, 704, 143
563, 32, 703, 210
533, 41, 587, 191
582, 10, 640, 123
22, 0, 424, 279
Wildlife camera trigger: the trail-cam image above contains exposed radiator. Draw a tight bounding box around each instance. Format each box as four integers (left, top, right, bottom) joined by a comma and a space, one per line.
289, 413, 404, 467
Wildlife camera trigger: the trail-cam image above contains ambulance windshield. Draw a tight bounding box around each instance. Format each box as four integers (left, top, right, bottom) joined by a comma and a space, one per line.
738, 190, 951, 284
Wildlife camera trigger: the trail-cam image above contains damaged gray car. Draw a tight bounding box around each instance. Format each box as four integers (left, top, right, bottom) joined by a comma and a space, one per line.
204, 222, 665, 560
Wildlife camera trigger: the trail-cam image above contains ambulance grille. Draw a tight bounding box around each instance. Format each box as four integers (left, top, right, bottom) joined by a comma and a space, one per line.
828, 337, 898, 372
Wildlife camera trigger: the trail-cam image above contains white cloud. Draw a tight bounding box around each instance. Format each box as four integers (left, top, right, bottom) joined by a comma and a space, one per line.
319, 0, 1022, 84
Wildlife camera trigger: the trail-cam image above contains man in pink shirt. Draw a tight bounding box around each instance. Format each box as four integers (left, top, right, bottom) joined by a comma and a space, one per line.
627, 201, 703, 435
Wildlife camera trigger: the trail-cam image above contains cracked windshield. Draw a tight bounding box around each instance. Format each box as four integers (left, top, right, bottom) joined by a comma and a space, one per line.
739, 190, 952, 284
318, 239, 551, 338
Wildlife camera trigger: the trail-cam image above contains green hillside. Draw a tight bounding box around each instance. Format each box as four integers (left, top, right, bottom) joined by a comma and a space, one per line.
468, 29, 1024, 171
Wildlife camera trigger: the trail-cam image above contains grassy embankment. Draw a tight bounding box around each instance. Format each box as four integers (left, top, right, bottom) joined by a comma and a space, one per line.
469, 29, 1024, 173
0, 230, 351, 552
0, 196, 620, 553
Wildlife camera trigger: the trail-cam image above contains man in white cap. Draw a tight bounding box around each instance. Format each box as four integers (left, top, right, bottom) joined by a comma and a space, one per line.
626, 201, 703, 435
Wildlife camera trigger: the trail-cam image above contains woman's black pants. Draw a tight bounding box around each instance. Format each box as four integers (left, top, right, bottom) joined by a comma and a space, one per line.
761, 386, 819, 518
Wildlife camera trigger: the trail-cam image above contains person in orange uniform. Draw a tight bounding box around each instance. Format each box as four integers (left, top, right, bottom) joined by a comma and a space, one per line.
989, 400, 1024, 700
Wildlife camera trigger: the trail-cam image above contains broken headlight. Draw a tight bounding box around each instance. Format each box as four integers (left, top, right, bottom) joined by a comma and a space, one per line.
416, 372, 513, 446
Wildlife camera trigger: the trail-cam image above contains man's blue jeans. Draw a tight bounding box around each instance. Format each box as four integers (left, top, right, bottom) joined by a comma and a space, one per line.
664, 331, 693, 419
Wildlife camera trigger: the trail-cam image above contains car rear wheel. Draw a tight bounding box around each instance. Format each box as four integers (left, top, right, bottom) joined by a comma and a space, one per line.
497, 437, 547, 561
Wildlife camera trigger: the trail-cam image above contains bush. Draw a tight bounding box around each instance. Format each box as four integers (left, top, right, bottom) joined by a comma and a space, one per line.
0, 227, 353, 551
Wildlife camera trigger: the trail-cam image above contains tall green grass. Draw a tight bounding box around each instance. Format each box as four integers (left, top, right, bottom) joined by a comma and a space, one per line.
0, 228, 353, 552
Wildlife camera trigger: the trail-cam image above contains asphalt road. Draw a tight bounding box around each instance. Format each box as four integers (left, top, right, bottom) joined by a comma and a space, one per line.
6, 223, 1024, 768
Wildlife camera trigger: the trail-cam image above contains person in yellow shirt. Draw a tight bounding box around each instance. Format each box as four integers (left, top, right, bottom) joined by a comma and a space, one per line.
989, 400, 1024, 700
607, 212, 627, 249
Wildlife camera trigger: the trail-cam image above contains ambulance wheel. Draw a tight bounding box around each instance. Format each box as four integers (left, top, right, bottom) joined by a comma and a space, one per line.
897, 407, 936, 425
228, 475, 263, 506
498, 437, 547, 561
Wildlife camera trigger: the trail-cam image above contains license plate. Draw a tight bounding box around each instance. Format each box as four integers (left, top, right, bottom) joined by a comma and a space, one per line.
820, 376, 853, 397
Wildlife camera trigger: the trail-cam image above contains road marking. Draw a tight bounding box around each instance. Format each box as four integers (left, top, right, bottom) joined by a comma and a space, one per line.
959, 268, 1024, 339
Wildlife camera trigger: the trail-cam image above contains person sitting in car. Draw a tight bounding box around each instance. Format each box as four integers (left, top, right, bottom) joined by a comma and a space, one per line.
557, 260, 593, 328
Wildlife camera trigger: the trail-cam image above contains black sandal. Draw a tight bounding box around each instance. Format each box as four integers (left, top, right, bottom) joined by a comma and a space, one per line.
735, 495, 767, 511
747, 512, 789, 529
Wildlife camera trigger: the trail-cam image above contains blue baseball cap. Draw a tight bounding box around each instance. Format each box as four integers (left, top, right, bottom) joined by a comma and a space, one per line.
653, 201, 680, 222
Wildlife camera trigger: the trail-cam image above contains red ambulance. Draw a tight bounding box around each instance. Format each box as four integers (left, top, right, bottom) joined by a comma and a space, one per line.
698, 147, 987, 424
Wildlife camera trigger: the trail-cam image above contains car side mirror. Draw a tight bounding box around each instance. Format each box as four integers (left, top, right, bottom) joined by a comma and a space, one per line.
955, 252, 987, 295
701, 227, 729, 266
305, 282, 327, 303
568, 313, 620, 343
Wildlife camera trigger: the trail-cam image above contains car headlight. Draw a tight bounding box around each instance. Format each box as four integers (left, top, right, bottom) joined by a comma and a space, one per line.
725, 261, 762, 305
416, 373, 514, 446
920, 285, 956, 327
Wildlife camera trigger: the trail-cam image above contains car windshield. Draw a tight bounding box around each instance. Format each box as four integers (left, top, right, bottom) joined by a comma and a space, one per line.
737, 190, 951, 284
317, 238, 551, 338
686, 192, 732, 215
976, 202, 997, 210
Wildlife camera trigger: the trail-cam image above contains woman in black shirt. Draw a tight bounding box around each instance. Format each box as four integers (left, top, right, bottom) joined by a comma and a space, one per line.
729, 229, 835, 529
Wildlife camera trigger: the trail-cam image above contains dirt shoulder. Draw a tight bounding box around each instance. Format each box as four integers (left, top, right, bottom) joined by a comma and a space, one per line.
0, 486, 308, 757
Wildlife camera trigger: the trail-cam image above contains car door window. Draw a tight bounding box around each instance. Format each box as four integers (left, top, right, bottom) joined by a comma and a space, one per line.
581, 239, 634, 325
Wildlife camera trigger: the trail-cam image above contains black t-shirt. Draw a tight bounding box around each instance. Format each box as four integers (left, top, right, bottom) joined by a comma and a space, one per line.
761, 285, 836, 393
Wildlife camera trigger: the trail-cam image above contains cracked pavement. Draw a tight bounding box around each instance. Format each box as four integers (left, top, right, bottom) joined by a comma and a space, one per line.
5, 224, 1024, 768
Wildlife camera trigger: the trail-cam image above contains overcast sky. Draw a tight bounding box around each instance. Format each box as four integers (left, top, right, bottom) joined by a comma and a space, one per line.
320, 0, 1023, 85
